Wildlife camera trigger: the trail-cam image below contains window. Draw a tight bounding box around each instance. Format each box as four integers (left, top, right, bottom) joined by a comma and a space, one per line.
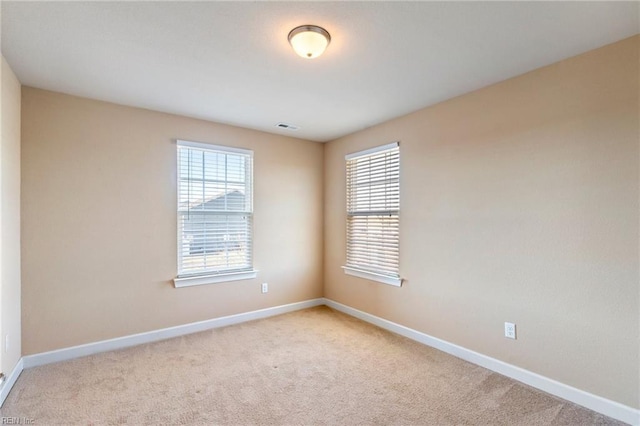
174, 140, 256, 287
342, 142, 401, 287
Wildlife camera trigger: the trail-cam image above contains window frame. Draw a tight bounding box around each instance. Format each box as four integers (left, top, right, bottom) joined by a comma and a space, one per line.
173, 139, 257, 288
342, 142, 402, 287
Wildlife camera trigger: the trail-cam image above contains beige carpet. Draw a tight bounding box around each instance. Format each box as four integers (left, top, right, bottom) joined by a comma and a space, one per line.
0, 306, 625, 425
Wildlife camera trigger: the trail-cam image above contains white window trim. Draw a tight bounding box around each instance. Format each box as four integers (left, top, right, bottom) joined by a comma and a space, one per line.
177, 139, 253, 156
174, 269, 258, 288
342, 266, 402, 287
343, 141, 402, 287
175, 139, 255, 287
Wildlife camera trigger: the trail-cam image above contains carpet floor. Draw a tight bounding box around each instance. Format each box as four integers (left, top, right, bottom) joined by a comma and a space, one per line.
0, 306, 625, 425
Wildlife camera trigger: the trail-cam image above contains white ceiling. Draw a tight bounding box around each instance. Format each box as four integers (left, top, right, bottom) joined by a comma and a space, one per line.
2, 1, 638, 142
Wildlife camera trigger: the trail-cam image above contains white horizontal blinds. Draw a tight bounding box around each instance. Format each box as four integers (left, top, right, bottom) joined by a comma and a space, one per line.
346, 143, 400, 278
177, 141, 253, 277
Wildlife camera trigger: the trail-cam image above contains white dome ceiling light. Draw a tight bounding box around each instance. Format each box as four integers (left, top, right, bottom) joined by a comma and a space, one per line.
288, 25, 331, 59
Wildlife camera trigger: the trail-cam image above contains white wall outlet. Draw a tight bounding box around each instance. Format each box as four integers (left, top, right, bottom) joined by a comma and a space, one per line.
261, 283, 268, 293
504, 322, 516, 339
5, 335, 9, 353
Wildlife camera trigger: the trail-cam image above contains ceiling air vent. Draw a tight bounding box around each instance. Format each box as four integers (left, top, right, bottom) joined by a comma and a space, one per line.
275, 122, 300, 131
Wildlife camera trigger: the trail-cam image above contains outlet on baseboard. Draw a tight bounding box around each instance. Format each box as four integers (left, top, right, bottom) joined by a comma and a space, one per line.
504, 322, 516, 339
261, 283, 268, 294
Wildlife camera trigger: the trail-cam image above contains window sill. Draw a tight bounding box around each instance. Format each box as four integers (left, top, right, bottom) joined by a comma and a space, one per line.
342, 266, 402, 287
174, 270, 258, 288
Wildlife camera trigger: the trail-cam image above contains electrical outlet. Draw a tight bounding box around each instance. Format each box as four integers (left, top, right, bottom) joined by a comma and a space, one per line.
261, 283, 268, 293
504, 322, 516, 339
5, 335, 9, 353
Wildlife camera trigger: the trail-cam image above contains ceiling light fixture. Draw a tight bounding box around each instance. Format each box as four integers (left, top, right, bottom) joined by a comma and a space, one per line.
288, 25, 331, 59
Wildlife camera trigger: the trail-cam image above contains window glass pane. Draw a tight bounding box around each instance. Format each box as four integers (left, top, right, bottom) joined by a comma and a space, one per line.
346, 144, 400, 278
177, 142, 253, 277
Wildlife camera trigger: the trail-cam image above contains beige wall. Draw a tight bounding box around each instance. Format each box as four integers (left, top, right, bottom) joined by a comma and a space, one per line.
1, 56, 22, 376
324, 36, 639, 408
21, 88, 324, 354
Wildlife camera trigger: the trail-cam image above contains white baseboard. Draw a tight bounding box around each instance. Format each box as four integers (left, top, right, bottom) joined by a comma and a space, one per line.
23, 298, 324, 369
0, 358, 24, 407
323, 298, 640, 426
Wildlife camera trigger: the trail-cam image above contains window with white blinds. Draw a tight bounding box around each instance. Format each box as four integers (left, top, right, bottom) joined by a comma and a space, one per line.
343, 142, 401, 287
176, 140, 254, 284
